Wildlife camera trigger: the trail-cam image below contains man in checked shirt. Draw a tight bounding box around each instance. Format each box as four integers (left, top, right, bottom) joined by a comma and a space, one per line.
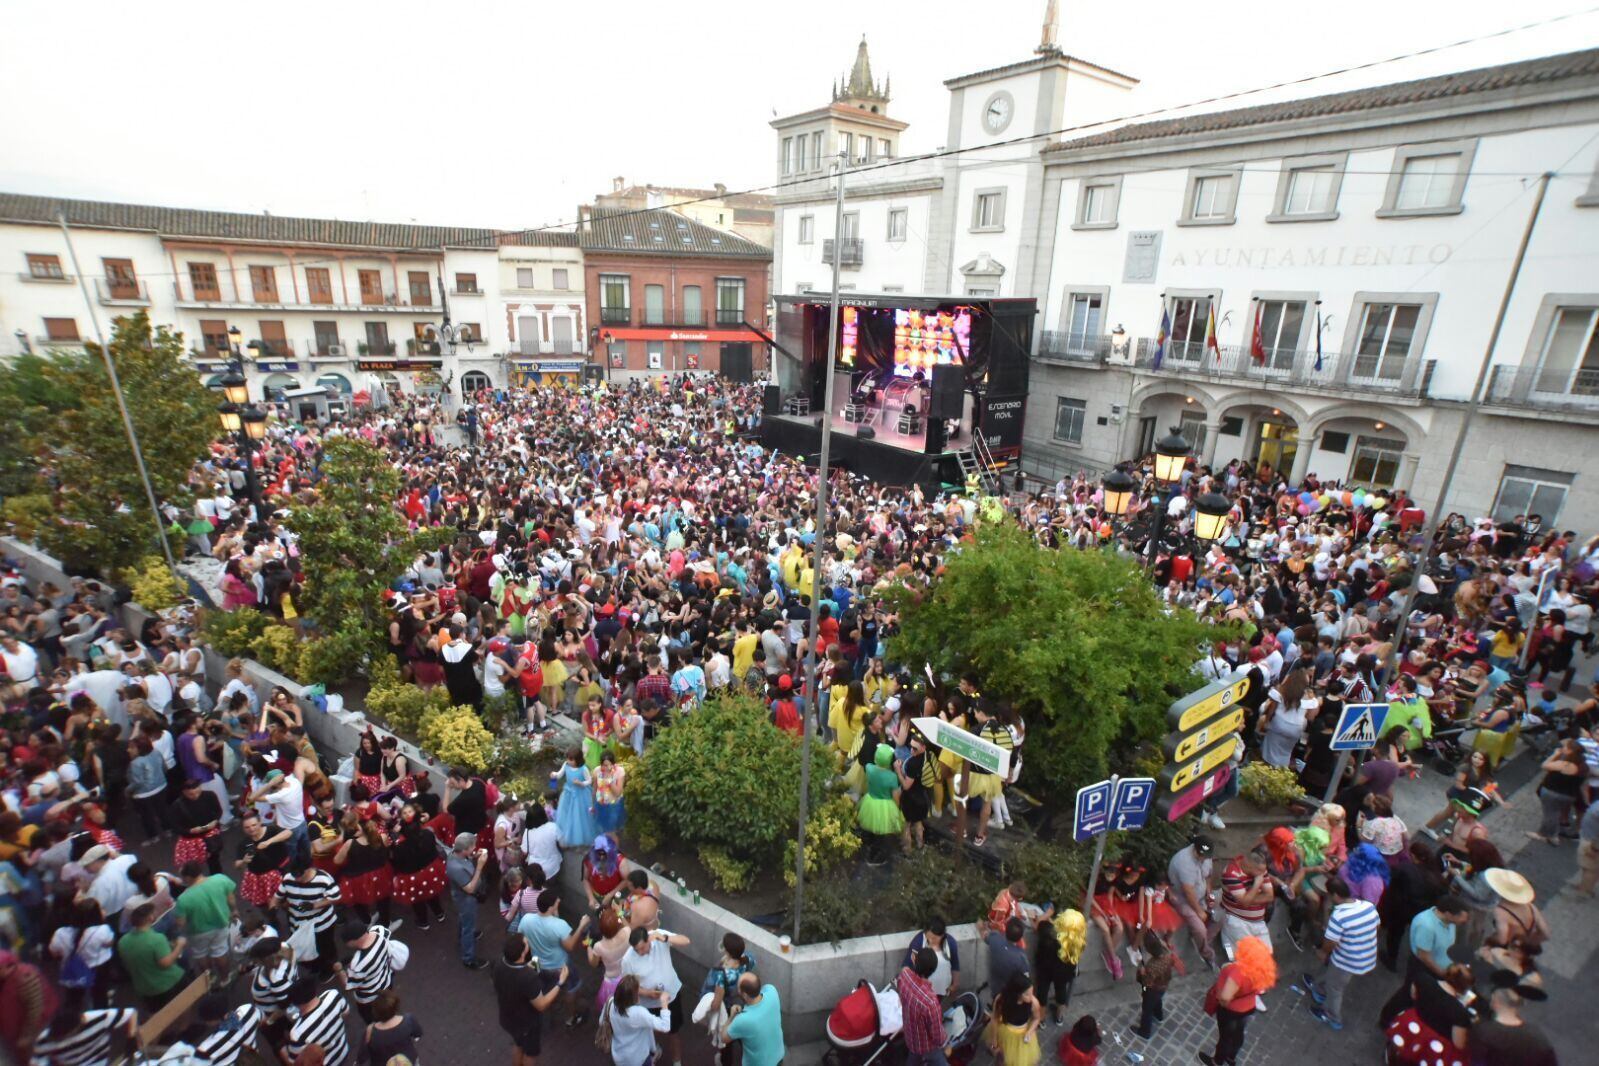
897, 948, 951, 1066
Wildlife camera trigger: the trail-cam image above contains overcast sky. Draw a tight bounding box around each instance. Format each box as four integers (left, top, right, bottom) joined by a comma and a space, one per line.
2, 0, 1594, 232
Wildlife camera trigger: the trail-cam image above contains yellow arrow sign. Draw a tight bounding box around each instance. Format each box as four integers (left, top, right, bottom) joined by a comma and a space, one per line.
1166, 676, 1250, 733
1162, 706, 1246, 764
1158, 733, 1240, 793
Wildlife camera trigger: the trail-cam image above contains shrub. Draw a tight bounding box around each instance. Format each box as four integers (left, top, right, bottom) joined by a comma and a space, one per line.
698, 846, 757, 894
881, 847, 1002, 930
248, 625, 302, 678
200, 608, 270, 658
634, 694, 819, 861
481, 692, 522, 735
782, 794, 862, 887
1106, 813, 1197, 874
365, 674, 451, 738
297, 626, 374, 687
1238, 762, 1303, 809
419, 705, 495, 772
622, 753, 664, 852
785, 872, 877, 945
121, 555, 185, 611
1003, 840, 1097, 912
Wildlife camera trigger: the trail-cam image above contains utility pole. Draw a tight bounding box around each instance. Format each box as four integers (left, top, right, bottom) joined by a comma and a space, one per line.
1373, 172, 1552, 707
58, 211, 177, 572
792, 152, 848, 942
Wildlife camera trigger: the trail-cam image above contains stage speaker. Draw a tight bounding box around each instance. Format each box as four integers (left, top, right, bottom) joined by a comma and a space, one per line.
720, 343, 753, 384
856, 425, 876, 440
929, 365, 964, 419
762, 384, 782, 415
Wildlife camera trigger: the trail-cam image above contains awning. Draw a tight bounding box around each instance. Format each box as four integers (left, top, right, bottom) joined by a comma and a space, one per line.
599, 327, 760, 342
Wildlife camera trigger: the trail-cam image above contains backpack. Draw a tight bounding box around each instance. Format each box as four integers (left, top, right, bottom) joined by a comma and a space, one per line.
59, 930, 96, 990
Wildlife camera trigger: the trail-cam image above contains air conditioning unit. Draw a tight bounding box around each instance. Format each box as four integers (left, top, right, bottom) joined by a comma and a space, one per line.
327, 344, 346, 357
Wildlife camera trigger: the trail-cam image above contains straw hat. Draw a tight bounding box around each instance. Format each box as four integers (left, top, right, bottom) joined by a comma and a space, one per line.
1483, 868, 1535, 905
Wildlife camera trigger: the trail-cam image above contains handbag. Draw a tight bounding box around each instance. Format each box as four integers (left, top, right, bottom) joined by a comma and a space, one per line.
58, 930, 95, 990
594, 1000, 615, 1054
387, 936, 410, 971
286, 920, 319, 963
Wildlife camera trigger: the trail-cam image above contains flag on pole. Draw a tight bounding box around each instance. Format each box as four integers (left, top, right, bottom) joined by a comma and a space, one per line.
1249, 303, 1266, 364
1205, 304, 1221, 363
1153, 307, 1171, 371
1314, 309, 1324, 372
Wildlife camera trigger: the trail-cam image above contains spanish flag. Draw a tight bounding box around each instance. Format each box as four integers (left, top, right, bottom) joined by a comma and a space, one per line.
1205, 304, 1221, 363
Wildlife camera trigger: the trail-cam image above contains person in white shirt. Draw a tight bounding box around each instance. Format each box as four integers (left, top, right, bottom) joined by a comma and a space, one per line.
520, 804, 563, 881
0, 634, 40, 698
618, 927, 690, 1065
608, 974, 673, 1066
83, 847, 140, 916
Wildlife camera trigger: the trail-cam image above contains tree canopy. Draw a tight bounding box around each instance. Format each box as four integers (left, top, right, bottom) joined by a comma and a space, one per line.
1, 311, 216, 574
888, 522, 1229, 807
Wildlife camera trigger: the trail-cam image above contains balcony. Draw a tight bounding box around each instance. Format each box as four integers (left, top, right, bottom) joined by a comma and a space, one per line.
600, 307, 631, 325
35, 334, 84, 348
358, 342, 397, 357
18, 270, 73, 284
822, 237, 864, 267
450, 286, 483, 296
1036, 332, 1435, 398
715, 309, 747, 326
406, 340, 442, 357
171, 280, 441, 313
94, 278, 150, 305
1484, 364, 1599, 416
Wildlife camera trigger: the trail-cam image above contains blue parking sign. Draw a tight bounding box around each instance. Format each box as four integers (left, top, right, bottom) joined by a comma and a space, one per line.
1111, 777, 1157, 831
1073, 779, 1113, 842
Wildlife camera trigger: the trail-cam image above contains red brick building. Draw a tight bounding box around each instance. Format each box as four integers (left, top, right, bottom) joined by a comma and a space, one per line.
579, 207, 770, 377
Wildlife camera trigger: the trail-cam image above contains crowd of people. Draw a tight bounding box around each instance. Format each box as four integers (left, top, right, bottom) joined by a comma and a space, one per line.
0, 371, 1594, 1065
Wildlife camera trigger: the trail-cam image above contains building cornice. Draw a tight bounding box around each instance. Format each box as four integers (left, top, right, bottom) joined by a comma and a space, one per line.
943, 53, 1138, 91
774, 176, 944, 207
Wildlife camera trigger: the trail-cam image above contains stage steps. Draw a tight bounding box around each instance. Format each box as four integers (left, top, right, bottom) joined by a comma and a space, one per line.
957, 431, 1001, 494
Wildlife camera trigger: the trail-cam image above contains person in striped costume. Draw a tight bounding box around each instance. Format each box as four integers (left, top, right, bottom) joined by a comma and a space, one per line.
334, 920, 399, 1023
284, 977, 352, 1066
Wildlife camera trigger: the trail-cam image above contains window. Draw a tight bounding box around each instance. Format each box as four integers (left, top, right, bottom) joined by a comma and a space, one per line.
1254, 299, 1307, 369
25, 253, 64, 279
683, 285, 703, 325
259, 320, 289, 357
1284, 168, 1336, 215
887, 209, 907, 241
454, 272, 478, 293
1064, 293, 1103, 351
1075, 177, 1122, 229
101, 258, 138, 298
461, 371, 492, 392
459, 322, 482, 342
839, 212, 860, 240
647, 341, 664, 370
1053, 397, 1086, 443
1179, 413, 1208, 459
1349, 436, 1404, 488
552, 268, 569, 289
516, 267, 535, 289
1219, 415, 1245, 436
200, 319, 229, 354
42, 317, 79, 342
856, 136, 870, 164
313, 321, 340, 355
1532, 306, 1599, 396
840, 132, 853, 160
966, 286, 995, 297
364, 322, 391, 354
1492, 465, 1573, 524
644, 284, 665, 325
249, 265, 279, 303
357, 269, 384, 304
1380, 141, 1476, 217
600, 274, 631, 323
782, 137, 794, 175
1353, 302, 1421, 380
188, 262, 220, 301
1185, 172, 1237, 223
408, 271, 432, 307
811, 132, 823, 170
716, 278, 746, 325
1167, 295, 1214, 362
1319, 430, 1350, 453
879, 138, 892, 159
1267, 153, 1348, 222
971, 189, 1006, 231
607, 340, 628, 367
306, 267, 333, 304
798, 216, 815, 244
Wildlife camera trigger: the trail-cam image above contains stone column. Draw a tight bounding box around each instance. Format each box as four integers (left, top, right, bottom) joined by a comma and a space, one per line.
1288, 436, 1314, 486
1201, 420, 1222, 469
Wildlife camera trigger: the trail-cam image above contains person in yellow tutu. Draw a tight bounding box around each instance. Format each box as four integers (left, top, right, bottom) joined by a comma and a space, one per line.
958, 698, 1014, 848
828, 679, 869, 765
842, 710, 891, 798
856, 744, 906, 864
986, 972, 1044, 1066
933, 693, 971, 818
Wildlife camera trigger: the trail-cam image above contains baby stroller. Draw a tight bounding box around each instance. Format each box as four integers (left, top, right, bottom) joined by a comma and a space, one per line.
823, 980, 987, 1066
941, 988, 989, 1066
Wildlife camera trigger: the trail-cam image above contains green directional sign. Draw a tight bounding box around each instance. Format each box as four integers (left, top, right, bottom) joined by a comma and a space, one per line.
911, 716, 1010, 778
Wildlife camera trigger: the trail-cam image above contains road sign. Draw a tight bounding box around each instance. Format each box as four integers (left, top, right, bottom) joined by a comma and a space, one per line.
911, 716, 1010, 778
1073, 778, 1114, 842
1156, 764, 1234, 822
1166, 676, 1251, 733
1110, 777, 1157, 831
1157, 733, 1239, 793
1162, 706, 1246, 764
1331, 702, 1389, 751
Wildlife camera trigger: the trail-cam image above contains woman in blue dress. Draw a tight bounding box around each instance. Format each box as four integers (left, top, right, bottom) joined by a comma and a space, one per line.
551, 747, 598, 846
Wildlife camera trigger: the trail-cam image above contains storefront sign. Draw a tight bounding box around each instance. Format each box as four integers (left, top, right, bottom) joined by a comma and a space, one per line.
256, 361, 299, 372
911, 716, 1011, 778
355, 360, 442, 371
193, 362, 229, 372
603, 326, 758, 342
1166, 676, 1250, 732
512, 360, 585, 374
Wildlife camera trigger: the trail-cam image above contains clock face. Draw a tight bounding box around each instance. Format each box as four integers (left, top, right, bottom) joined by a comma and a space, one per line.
983, 91, 1014, 134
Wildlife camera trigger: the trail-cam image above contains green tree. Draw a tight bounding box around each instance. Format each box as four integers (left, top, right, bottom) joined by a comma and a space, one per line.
286, 436, 450, 675
0, 353, 81, 498
1, 311, 215, 574
888, 523, 1229, 808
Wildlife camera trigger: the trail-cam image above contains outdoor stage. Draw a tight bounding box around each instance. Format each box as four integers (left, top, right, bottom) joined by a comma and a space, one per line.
760, 410, 967, 489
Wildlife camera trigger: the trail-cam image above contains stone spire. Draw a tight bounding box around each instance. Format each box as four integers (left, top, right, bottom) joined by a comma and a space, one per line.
833, 36, 889, 106
1037, 0, 1061, 55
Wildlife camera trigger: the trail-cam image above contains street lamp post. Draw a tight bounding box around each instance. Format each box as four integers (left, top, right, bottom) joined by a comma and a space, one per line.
1101, 429, 1220, 566
218, 336, 267, 515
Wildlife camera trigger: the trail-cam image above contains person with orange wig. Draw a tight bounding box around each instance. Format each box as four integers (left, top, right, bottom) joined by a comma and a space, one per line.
1200, 936, 1276, 1066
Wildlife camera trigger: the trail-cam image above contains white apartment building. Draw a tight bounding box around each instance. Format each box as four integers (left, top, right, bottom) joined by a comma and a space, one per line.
1022, 47, 1599, 531
0, 193, 586, 405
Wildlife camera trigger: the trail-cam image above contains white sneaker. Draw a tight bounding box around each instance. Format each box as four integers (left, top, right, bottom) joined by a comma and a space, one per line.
1207, 812, 1226, 830
1126, 946, 1143, 967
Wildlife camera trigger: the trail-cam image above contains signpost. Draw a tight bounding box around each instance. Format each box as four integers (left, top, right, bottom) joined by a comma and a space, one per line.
1155, 675, 1251, 822
911, 716, 1012, 779
1072, 775, 1156, 921
1322, 701, 1390, 802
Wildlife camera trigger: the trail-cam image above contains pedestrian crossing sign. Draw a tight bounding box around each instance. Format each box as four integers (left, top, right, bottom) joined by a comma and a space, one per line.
1331, 702, 1389, 751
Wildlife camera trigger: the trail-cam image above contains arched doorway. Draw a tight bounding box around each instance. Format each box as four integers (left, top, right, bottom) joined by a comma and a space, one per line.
261, 373, 299, 400
1210, 400, 1309, 481
461, 370, 492, 395
1303, 407, 1424, 490
1128, 385, 1217, 463
316, 372, 353, 395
